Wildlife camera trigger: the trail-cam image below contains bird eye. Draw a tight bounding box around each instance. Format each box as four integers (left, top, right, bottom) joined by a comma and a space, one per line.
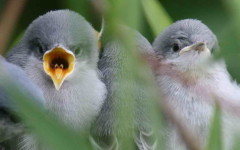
173, 44, 180, 52
38, 44, 44, 54
33, 39, 44, 54
74, 48, 80, 55
30, 39, 45, 54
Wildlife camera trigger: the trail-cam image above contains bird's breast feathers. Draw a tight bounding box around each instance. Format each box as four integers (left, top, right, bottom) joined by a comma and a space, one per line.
24, 56, 107, 130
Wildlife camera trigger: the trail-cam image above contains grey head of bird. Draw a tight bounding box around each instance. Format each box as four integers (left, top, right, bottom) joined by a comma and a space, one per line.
8, 9, 101, 90
153, 19, 219, 72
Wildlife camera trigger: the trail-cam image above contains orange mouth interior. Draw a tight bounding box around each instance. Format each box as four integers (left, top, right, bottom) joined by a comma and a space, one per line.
43, 47, 75, 90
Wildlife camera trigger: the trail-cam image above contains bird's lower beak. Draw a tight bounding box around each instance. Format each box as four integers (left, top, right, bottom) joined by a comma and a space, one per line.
43, 47, 75, 90
179, 42, 208, 55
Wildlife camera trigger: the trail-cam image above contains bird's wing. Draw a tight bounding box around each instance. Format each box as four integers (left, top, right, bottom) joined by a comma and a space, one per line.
0, 56, 45, 146
90, 130, 157, 150
205, 62, 240, 111
135, 129, 158, 150
0, 56, 45, 109
90, 134, 118, 150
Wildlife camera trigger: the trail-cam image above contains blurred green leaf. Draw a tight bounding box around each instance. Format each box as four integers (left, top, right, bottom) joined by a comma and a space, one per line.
0, 75, 91, 150
232, 135, 240, 150
103, 0, 166, 149
62, 0, 101, 30
206, 103, 222, 150
63, 0, 90, 18
224, 0, 240, 22
140, 0, 172, 36
221, 0, 240, 82
104, 0, 141, 149
8, 32, 24, 51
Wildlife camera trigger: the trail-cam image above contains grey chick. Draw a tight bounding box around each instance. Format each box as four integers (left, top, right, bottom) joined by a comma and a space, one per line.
153, 19, 240, 150
6, 10, 106, 149
91, 27, 158, 150
0, 56, 44, 150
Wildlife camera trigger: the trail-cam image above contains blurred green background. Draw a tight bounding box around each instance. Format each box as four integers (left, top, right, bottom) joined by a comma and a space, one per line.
0, 0, 231, 42
0, 0, 239, 80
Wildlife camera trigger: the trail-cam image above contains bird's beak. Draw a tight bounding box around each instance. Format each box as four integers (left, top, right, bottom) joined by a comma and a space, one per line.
96, 31, 101, 49
43, 47, 75, 90
179, 42, 208, 55
95, 18, 104, 50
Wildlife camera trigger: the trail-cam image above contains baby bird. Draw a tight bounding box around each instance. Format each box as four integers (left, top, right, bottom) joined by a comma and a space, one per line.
153, 19, 240, 150
91, 27, 157, 150
6, 10, 106, 149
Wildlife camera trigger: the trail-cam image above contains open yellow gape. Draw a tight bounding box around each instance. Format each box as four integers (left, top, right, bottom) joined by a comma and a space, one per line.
43, 47, 75, 90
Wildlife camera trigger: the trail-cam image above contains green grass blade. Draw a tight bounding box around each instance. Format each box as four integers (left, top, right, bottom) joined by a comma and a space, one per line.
140, 0, 172, 36
103, 0, 166, 149
232, 135, 240, 150
206, 104, 222, 150
220, 0, 240, 82
104, 0, 141, 149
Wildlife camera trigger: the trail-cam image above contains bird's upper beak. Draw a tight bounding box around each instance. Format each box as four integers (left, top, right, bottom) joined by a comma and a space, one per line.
179, 42, 209, 55
43, 47, 75, 90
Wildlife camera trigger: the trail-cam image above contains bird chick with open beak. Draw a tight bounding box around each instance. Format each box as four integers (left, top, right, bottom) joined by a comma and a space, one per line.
153, 19, 240, 150
6, 10, 106, 149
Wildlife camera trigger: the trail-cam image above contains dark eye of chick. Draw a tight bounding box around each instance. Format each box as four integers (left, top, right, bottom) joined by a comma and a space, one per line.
173, 44, 180, 52
38, 45, 44, 54
75, 48, 80, 55
31, 39, 45, 54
